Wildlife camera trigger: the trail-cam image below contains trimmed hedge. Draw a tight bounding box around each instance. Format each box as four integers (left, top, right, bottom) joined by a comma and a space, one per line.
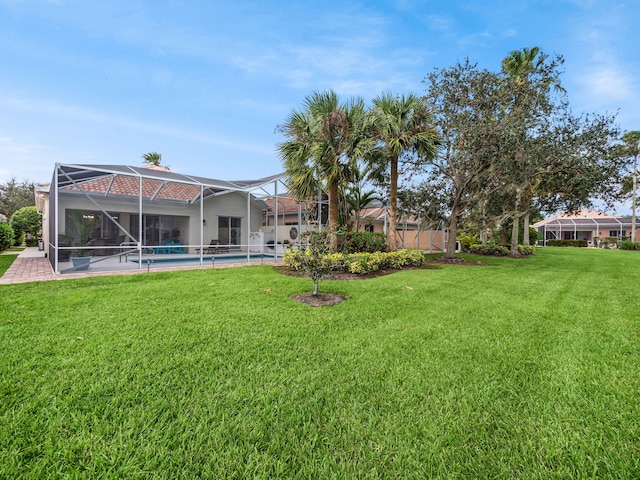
469, 244, 509, 256
284, 248, 424, 275
547, 239, 589, 248
619, 241, 640, 251
306, 231, 388, 254
467, 244, 536, 257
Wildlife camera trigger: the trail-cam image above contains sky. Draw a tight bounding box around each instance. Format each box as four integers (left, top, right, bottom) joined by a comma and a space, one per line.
0, 0, 639, 212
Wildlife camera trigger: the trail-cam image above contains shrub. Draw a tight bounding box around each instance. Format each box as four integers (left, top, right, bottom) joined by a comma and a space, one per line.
603, 237, 621, 249
336, 231, 388, 254
25, 237, 39, 247
469, 244, 509, 256
284, 248, 425, 276
619, 241, 640, 251
458, 232, 479, 252
283, 232, 332, 295
547, 239, 589, 248
517, 245, 536, 256
0, 223, 15, 251
9, 206, 41, 244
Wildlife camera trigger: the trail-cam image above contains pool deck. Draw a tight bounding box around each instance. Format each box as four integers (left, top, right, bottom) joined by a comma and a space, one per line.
0, 248, 282, 285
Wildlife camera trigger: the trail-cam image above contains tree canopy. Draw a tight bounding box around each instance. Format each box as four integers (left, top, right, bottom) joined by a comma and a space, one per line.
0, 177, 35, 218
278, 48, 623, 258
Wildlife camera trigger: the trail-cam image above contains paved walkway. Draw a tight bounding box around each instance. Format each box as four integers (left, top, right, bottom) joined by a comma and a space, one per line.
0, 247, 281, 285
0, 248, 56, 284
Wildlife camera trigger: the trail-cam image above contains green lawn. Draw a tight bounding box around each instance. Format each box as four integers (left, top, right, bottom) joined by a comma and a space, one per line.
0, 252, 18, 276
1, 248, 639, 478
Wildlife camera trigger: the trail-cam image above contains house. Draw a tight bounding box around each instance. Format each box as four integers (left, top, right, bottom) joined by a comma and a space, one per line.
261, 193, 449, 252
534, 209, 639, 245
37, 163, 287, 273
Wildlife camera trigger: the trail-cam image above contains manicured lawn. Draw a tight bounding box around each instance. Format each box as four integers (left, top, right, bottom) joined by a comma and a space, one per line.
0, 252, 18, 276
1, 248, 638, 478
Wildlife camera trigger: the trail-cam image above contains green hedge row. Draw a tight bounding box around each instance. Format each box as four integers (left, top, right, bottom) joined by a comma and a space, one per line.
284, 248, 424, 275
547, 239, 589, 248
469, 244, 509, 256
619, 241, 640, 251
467, 244, 536, 256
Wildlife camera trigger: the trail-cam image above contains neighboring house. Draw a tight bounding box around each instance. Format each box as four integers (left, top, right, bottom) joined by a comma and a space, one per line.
534, 209, 639, 245
262, 194, 449, 252
37, 163, 286, 273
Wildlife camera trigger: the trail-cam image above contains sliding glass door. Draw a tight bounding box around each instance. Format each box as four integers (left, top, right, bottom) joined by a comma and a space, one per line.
218, 216, 241, 249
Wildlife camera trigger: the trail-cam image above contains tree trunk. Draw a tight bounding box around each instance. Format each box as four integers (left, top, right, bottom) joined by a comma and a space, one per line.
445, 200, 461, 259
387, 157, 399, 251
523, 211, 530, 246
510, 215, 520, 256
328, 179, 339, 252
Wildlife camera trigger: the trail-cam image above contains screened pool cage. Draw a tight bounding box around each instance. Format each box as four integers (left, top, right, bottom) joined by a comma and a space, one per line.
46, 163, 314, 274
537, 217, 632, 246
43, 163, 449, 274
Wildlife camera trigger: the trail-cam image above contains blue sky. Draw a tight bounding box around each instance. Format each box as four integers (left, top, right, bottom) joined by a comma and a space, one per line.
1, 0, 639, 210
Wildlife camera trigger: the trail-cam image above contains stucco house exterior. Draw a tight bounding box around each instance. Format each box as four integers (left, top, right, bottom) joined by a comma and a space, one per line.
37, 163, 287, 273
534, 209, 639, 245
261, 193, 449, 252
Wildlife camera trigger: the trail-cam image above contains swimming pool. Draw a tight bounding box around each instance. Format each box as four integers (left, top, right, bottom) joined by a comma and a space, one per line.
128, 253, 278, 265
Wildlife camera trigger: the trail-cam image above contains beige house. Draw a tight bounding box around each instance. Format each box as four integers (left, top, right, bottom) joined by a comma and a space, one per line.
261, 194, 449, 252
37, 163, 287, 273
534, 209, 639, 245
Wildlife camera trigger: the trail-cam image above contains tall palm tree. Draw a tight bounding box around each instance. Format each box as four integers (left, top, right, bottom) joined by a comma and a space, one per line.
501, 47, 541, 85
278, 90, 373, 251
142, 152, 162, 166
622, 131, 640, 242
500, 47, 563, 253
370, 92, 439, 251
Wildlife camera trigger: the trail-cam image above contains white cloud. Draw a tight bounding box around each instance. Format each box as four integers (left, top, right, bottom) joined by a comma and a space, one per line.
581, 67, 633, 102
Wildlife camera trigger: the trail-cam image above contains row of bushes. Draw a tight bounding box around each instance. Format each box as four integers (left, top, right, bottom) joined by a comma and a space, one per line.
547, 239, 589, 248
619, 241, 640, 251
468, 244, 536, 256
304, 231, 388, 254
284, 248, 425, 275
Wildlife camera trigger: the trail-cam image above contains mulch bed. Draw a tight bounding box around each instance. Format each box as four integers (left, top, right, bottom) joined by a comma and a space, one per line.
290, 292, 349, 307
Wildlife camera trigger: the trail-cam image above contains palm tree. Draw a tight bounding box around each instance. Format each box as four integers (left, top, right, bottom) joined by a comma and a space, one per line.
142, 152, 162, 166
278, 90, 373, 251
621, 131, 640, 242
500, 47, 564, 253
370, 92, 439, 251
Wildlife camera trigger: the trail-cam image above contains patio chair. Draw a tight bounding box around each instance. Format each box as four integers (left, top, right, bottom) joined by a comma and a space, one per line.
197, 240, 228, 254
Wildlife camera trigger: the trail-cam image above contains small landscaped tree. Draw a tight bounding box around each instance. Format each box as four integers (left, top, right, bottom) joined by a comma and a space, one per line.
287, 231, 332, 296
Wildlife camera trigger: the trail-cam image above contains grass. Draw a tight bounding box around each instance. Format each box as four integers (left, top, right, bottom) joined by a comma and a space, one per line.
1, 247, 639, 478
0, 251, 18, 276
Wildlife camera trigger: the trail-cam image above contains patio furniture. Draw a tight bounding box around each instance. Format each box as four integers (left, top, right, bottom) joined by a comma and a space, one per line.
196, 240, 229, 254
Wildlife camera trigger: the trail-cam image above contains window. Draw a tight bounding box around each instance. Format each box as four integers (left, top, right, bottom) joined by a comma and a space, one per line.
609, 230, 626, 237
365, 224, 375, 233
129, 214, 187, 246
218, 216, 241, 249
65, 209, 121, 244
